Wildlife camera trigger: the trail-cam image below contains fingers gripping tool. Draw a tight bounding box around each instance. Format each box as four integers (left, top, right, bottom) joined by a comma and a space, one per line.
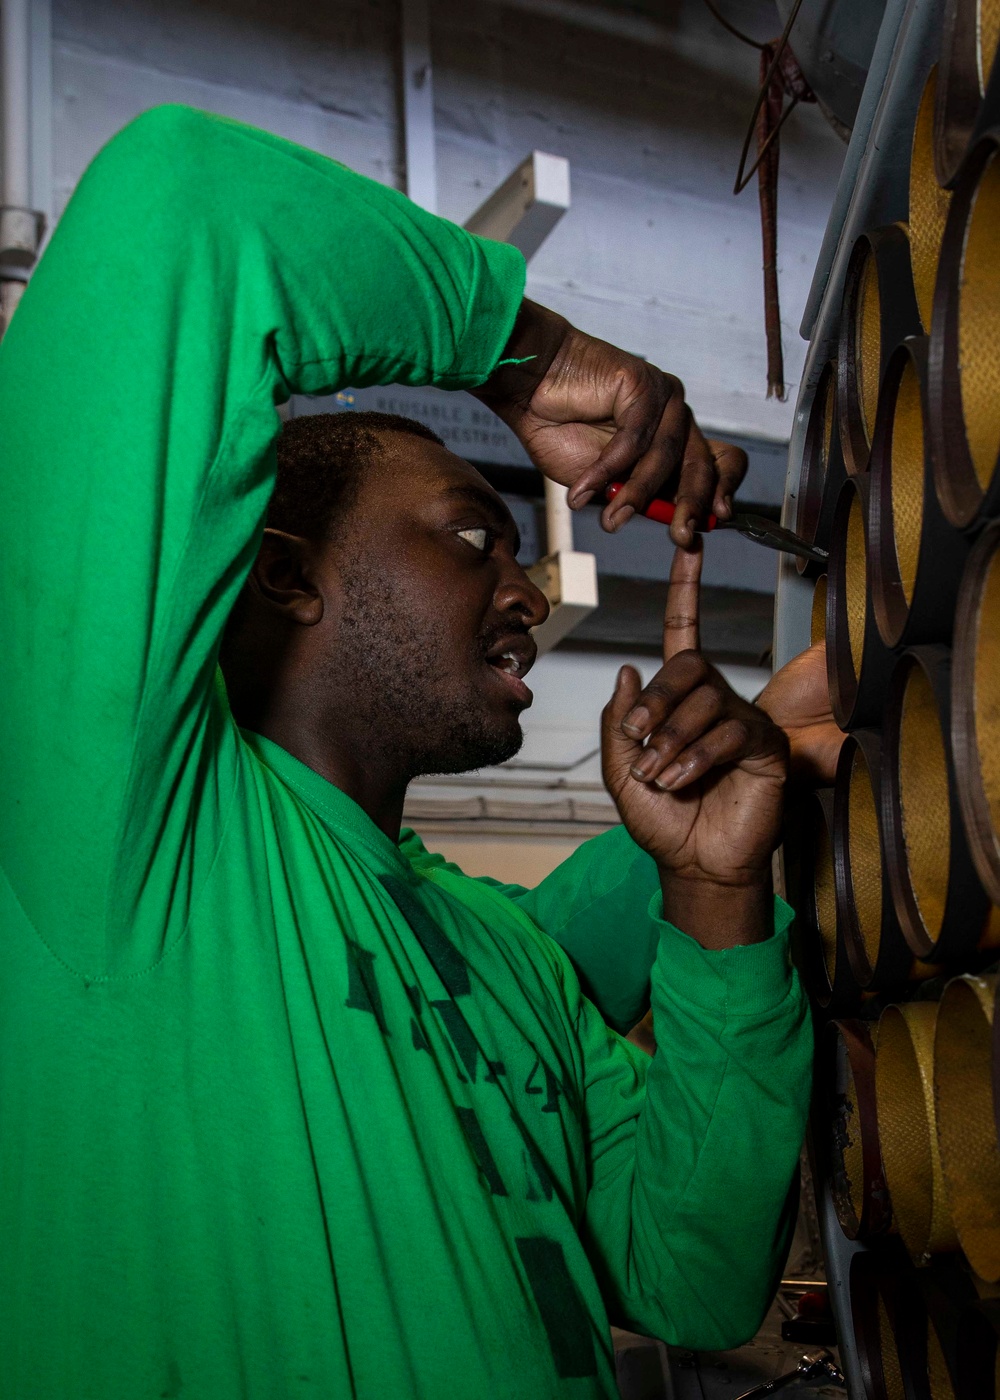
606, 483, 828, 565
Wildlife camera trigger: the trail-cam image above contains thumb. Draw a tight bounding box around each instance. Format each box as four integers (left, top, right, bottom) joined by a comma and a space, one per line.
601, 665, 644, 786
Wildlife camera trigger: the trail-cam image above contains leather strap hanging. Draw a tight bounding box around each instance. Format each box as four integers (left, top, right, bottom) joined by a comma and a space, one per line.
754, 41, 816, 400
711, 0, 816, 400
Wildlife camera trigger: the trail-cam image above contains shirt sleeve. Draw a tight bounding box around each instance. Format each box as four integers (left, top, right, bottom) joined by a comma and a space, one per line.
576, 896, 812, 1350
0, 105, 525, 977
402, 826, 662, 1035
485, 827, 662, 1034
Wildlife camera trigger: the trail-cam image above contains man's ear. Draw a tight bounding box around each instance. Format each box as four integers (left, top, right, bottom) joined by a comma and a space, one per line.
248, 528, 326, 625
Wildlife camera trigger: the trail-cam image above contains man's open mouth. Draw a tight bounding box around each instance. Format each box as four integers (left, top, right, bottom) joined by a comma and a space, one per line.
484, 634, 536, 704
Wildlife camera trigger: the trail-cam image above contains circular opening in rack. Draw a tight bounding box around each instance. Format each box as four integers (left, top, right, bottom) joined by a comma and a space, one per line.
935, 974, 1000, 1283
845, 487, 868, 681
871, 341, 934, 650
935, 0, 1000, 184
841, 226, 920, 479
953, 519, 1000, 905
876, 1002, 955, 1261
931, 132, 1000, 527
827, 1019, 889, 1239
898, 661, 951, 950
811, 575, 827, 647
910, 67, 951, 333
829, 476, 886, 730
796, 362, 837, 573
958, 145, 1000, 495
846, 743, 884, 978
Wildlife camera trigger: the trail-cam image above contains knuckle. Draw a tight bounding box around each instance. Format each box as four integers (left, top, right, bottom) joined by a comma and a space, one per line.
641, 677, 670, 698
711, 438, 748, 466
676, 650, 708, 680
677, 470, 712, 495
697, 682, 726, 717
683, 741, 710, 771
663, 604, 698, 632
730, 447, 749, 473
649, 721, 683, 753
721, 718, 751, 749
638, 681, 676, 712
702, 666, 726, 691
680, 446, 712, 471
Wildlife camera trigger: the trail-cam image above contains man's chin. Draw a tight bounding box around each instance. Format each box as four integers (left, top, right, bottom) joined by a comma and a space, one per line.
416, 713, 524, 777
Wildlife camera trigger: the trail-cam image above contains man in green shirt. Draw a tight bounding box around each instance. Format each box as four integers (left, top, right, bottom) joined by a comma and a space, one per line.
0, 105, 816, 1399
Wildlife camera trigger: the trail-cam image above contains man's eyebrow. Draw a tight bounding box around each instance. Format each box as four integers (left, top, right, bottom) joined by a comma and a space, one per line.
441, 484, 521, 554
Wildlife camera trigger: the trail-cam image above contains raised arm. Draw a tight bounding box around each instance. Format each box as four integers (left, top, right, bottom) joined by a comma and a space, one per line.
0, 105, 526, 976
1, 104, 747, 981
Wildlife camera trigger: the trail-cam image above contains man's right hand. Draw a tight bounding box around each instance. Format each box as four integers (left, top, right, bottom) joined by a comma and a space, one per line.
473, 299, 747, 547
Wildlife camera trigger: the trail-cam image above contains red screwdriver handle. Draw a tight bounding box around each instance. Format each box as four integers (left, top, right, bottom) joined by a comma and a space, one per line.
607, 481, 717, 531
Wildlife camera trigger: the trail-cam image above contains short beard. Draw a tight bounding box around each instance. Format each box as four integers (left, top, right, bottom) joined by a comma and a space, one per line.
333, 566, 525, 781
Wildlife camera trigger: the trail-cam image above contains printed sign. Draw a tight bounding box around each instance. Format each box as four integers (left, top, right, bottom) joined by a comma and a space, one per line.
289, 385, 534, 468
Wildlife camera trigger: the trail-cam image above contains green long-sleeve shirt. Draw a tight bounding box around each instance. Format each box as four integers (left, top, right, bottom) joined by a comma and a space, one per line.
0, 106, 811, 1399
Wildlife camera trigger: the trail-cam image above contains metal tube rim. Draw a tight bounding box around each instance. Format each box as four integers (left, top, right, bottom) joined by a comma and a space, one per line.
951, 517, 1000, 905
929, 127, 1000, 528
934, 973, 1000, 1283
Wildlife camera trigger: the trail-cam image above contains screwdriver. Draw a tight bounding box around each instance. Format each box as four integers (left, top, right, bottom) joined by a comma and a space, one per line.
605, 482, 828, 565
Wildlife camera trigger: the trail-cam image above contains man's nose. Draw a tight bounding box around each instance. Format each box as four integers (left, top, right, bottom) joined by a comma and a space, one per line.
494, 565, 550, 630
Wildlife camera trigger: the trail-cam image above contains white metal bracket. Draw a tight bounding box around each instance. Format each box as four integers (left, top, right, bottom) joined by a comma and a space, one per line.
401, 0, 437, 214
463, 150, 570, 262
1, 0, 51, 333
0, 204, 43, 277
526, 549, 598, 657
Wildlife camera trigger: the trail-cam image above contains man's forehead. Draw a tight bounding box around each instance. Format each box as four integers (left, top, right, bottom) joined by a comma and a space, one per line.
383, 433, 509, 519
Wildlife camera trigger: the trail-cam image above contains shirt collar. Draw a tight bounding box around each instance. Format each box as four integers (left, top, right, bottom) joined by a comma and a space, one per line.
240, 729, 412, 875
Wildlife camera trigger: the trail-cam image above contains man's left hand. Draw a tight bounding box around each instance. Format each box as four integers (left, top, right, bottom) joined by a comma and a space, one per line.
600, 543, 788, 948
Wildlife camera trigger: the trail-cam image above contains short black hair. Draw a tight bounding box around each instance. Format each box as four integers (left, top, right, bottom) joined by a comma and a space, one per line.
269, 410, 445, 539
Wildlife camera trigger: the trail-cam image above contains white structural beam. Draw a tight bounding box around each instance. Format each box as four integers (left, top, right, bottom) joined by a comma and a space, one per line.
544, 475, 574, 554
1, 0, 30, 208
526, 549, 599, 657
1, 0, 49, 334
27, 0, 51, 223
464, 151, 570, 262
401, 0, 436, 214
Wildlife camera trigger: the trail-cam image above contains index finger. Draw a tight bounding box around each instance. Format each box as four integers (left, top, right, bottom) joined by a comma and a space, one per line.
663, 536, 702, 662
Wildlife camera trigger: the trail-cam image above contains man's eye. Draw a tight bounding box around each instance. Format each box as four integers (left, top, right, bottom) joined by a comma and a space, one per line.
457, 527, 489, 551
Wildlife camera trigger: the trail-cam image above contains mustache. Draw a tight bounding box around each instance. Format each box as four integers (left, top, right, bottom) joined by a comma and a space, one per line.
477, 621, 532, 656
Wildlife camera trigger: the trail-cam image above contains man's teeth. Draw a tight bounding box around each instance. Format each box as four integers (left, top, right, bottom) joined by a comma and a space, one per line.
499, 652, 521, 675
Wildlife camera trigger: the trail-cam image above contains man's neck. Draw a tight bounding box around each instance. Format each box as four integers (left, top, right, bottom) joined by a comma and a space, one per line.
244, 710, 410, 843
